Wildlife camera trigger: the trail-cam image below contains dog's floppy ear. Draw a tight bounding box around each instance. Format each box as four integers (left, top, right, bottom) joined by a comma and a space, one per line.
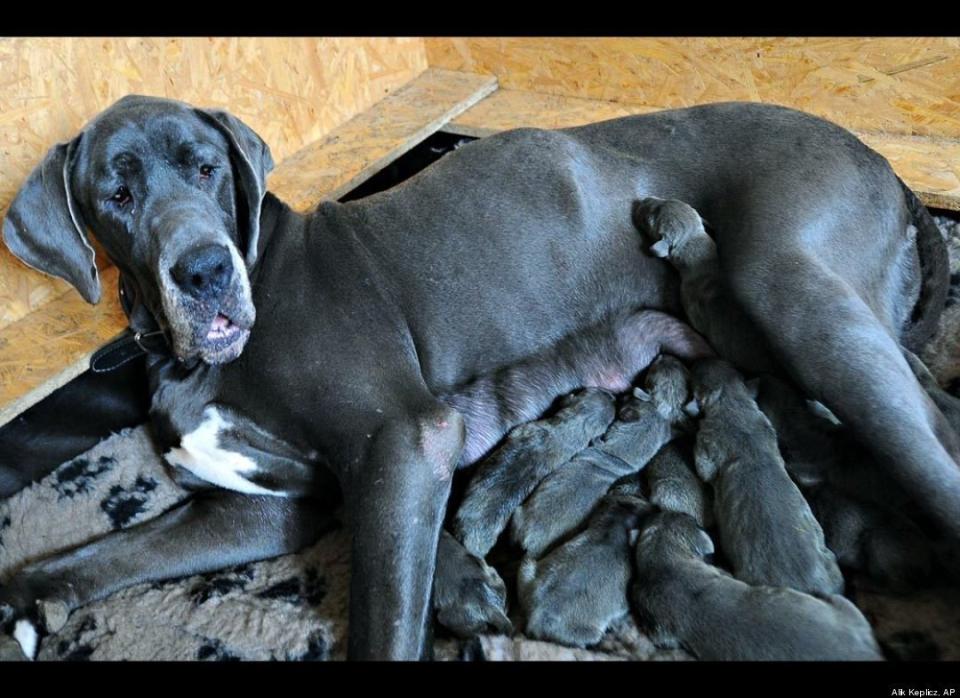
2, 136, 101, 304
194, 108, 274, 268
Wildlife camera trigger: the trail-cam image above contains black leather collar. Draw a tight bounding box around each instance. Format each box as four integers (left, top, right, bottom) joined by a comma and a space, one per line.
90, 275, 172, 373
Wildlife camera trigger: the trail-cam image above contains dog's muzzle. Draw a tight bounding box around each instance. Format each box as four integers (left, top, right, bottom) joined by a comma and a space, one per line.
158, 240, 256, 365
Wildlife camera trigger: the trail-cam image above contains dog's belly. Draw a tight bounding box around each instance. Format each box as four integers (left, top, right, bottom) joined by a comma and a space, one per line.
354, 129, 685, 391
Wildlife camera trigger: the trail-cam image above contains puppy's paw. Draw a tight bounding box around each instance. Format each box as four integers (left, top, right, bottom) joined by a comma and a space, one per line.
434, 531, 512, 638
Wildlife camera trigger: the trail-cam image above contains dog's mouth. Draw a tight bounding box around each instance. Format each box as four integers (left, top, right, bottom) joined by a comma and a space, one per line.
196, 308, 253, 364
207, 313, 243, 342
159, 283, 256, 366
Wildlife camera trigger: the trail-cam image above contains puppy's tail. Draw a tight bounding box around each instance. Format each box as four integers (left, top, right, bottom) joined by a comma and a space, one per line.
900, 177, 950, 354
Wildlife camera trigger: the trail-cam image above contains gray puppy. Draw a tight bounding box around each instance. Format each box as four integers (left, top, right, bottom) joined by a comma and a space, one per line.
593, 354, 696, 469
692, 358, 843, 595
510, 447, 634, 558
433, 530, 512, 638
632, 197, 777, 375
645, 441, 713, 528
453, 388, 615, 558
755, 374, 905, 504
517, 481, 650, 647
807, 486, 934, 591
510, 354, 694, 558
631, 510, 883, 661
756, 374, 936, 589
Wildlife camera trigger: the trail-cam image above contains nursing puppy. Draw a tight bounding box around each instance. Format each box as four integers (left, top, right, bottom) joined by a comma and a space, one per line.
631, 510, 883, 661
645, 441, 712, 528
441, 308, 712, 467
511, 354, 696, 557
510, 447, 634, 558
517, 480, 649, 647
692, 359, 843, 595
755, 374, 904, 504
756, 374, 936, 589
453, 388, 616, 558
592, 354, 696, 469
807, 485, 934, 591
632, 197, 777, 375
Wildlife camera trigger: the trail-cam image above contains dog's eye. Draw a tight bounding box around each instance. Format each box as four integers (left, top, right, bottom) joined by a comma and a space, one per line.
110, 186, 132, 207
199, 164, 216, 180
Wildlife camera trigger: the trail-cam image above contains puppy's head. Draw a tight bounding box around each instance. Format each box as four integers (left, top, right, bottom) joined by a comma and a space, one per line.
641, 354, 695, 420
638, 511, 715, 562
690, 358, 756, 407
632, 197, 708, 260
2, 95, 274, 365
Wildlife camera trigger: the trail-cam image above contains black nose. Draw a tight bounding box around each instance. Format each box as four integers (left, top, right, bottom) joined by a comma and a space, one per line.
171, 244, 233, 300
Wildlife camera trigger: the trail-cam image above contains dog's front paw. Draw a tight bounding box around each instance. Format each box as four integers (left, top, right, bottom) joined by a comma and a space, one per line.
0, 571, 76, 660
0, 601, 41, 661
0, 629, 31, 661
434, 531, 512, 638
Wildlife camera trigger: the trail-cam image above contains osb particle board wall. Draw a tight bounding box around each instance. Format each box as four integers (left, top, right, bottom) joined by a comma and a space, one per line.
0, 37, 428, 331
425, 38, 960, 139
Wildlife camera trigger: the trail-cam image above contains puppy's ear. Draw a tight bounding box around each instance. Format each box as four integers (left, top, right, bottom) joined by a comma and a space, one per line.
649, 240, 671, 258
194, 109, 274, 268
2, 136, 101, 304
692, 527, 715, 559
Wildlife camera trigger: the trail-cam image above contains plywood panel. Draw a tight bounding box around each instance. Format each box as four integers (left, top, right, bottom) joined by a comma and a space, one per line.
0, 37, 429, 330
450, 89, 960, 211
427, 38, 960, 138
269, 69, 497, 210
0, 266, 126, 428
0, 68, 496, 427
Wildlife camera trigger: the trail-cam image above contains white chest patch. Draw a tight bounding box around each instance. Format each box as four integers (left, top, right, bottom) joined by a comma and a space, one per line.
165, 407, 279, 496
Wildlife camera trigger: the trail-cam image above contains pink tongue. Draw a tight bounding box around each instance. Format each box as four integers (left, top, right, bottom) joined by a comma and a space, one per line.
211, 314, 230, 331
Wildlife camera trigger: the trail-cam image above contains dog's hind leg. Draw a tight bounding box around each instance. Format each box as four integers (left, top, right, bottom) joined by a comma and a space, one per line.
0, 492, 333, 659
904, 348, 960, 456
727, 250, 960, 545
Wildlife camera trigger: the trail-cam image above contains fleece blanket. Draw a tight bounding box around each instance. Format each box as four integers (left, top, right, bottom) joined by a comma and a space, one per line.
1, 214, 960, 662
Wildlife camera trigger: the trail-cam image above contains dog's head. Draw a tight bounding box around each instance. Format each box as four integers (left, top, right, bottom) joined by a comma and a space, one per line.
2, 95, 274, 365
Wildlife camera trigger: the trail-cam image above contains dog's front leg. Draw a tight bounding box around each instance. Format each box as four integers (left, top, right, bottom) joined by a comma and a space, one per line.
0, 491, 333, 659
345, 405, 465, 661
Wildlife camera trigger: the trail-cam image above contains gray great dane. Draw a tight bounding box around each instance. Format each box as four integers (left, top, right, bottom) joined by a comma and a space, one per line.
1, 95, 957, 660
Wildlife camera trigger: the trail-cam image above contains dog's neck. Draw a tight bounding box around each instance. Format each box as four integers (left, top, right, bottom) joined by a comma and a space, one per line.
249, 191, 302, 285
